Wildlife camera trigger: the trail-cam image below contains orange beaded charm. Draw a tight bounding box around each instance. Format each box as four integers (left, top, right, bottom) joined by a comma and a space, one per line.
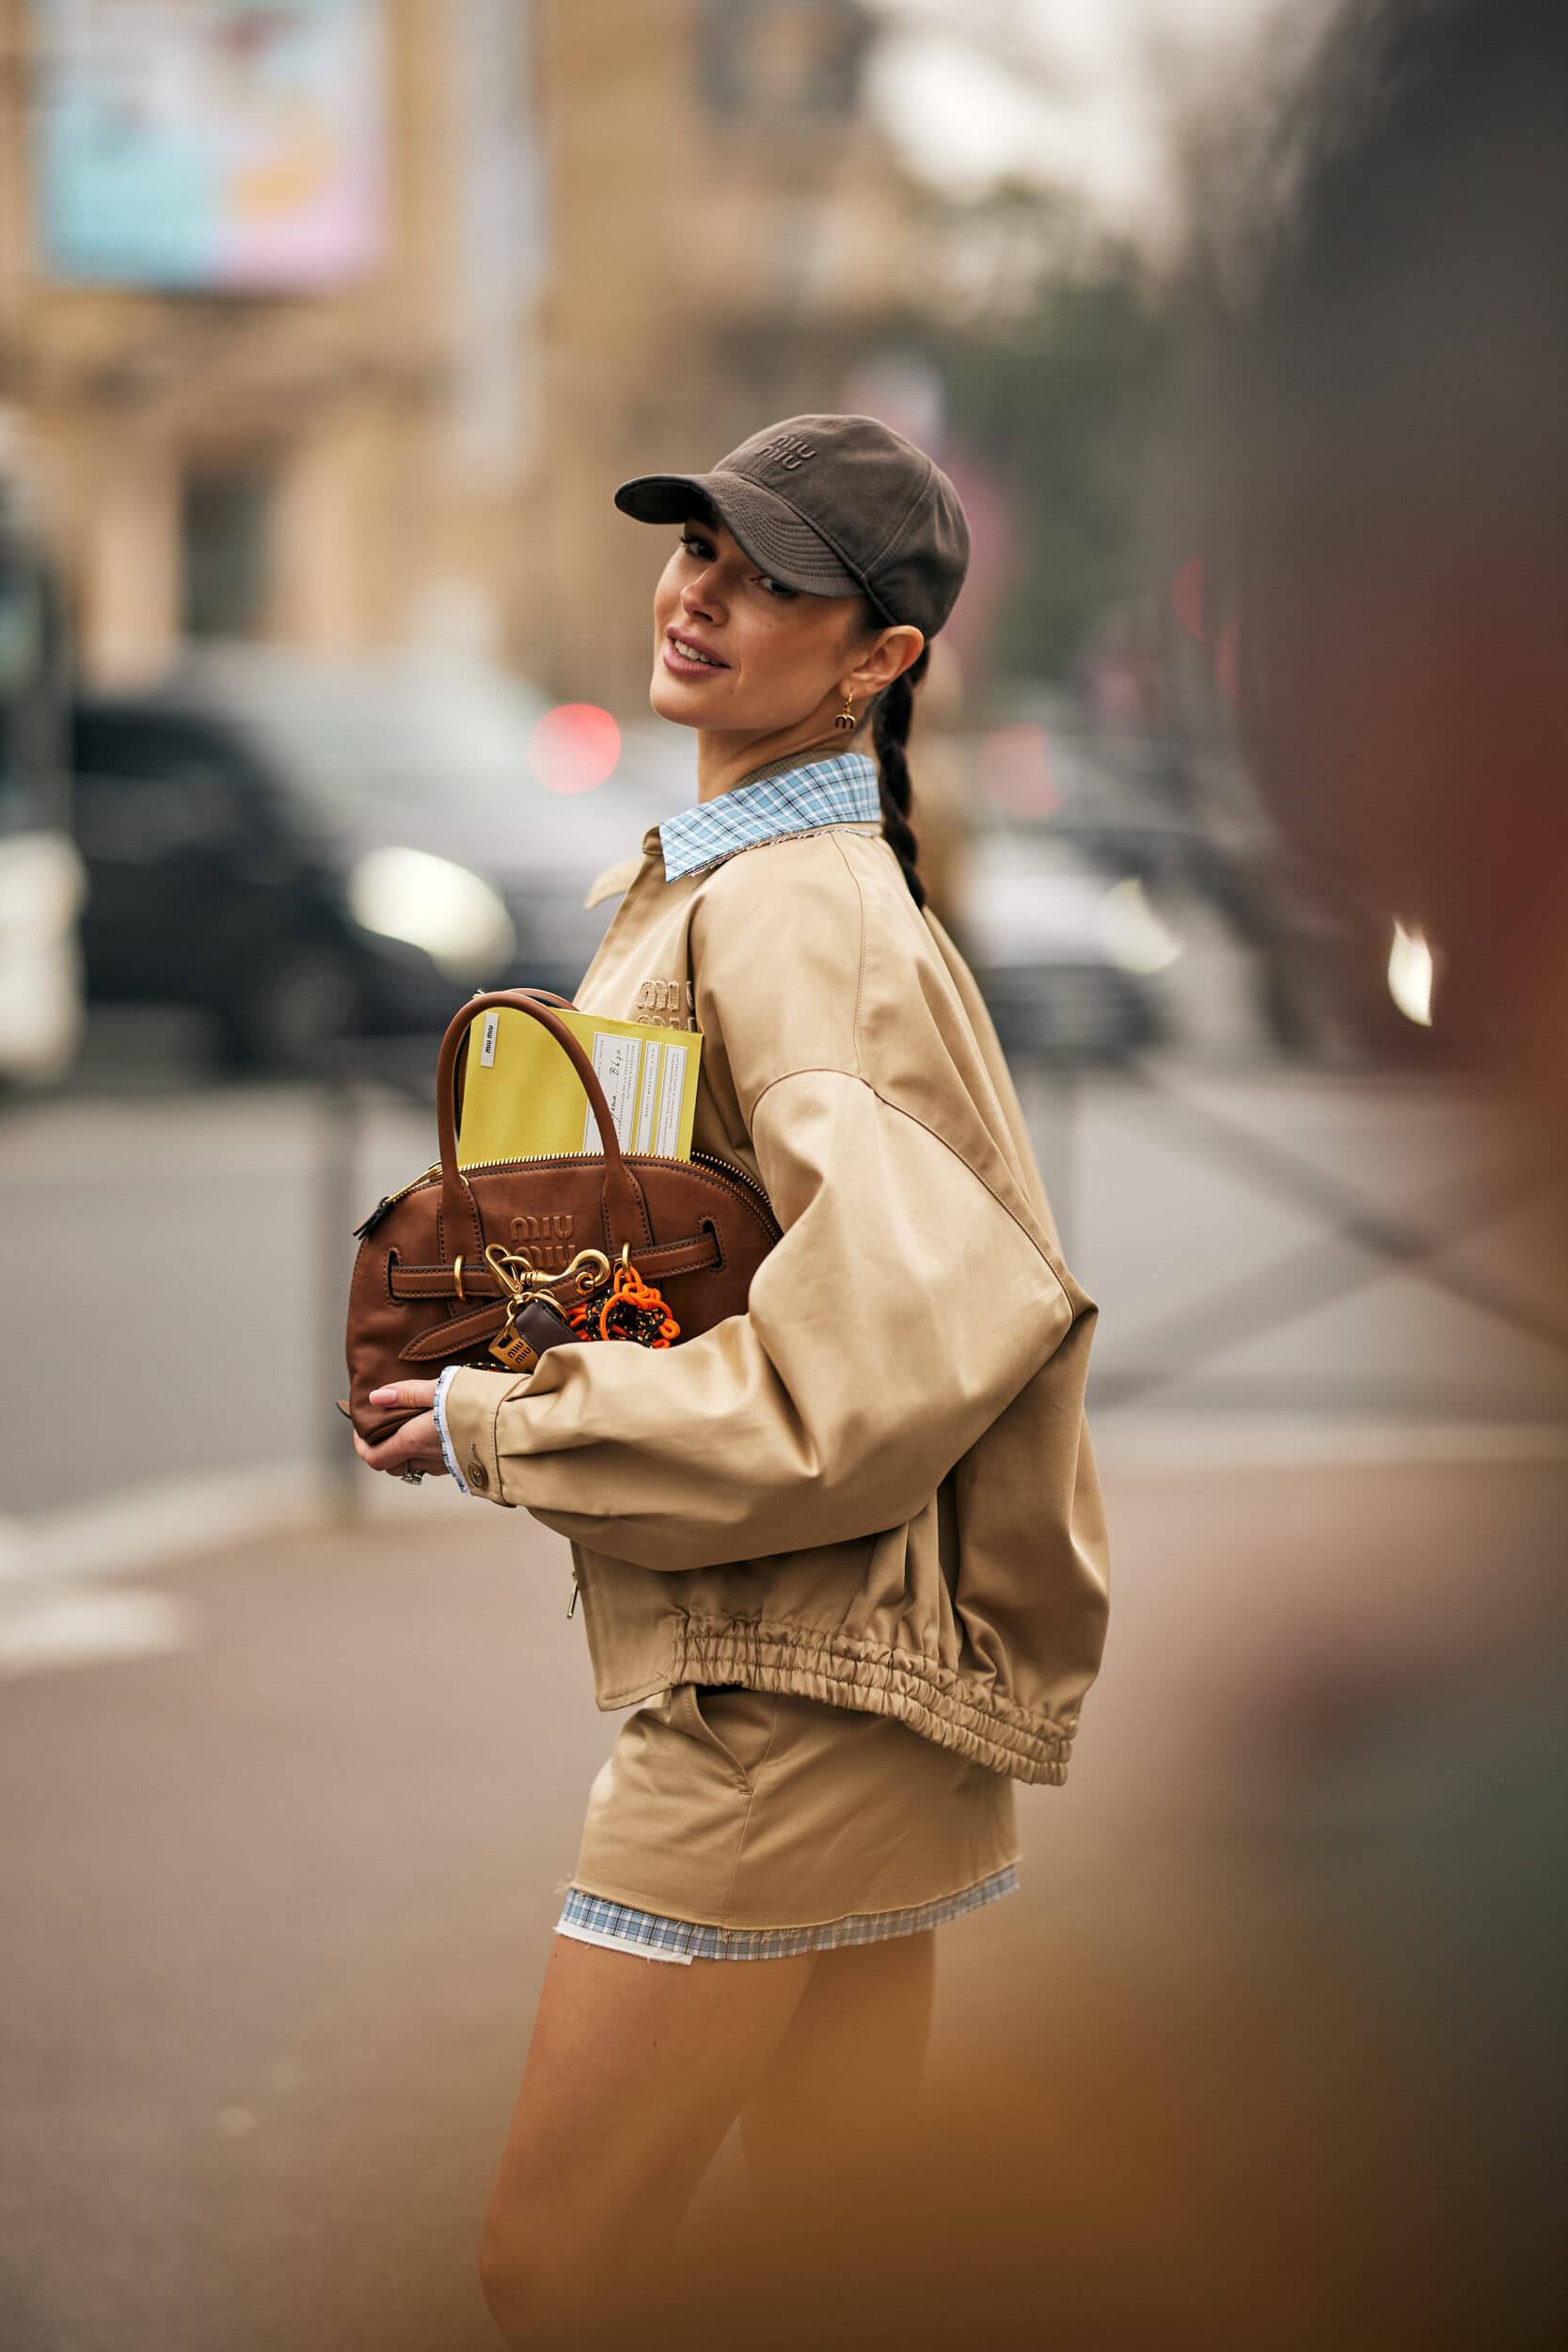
567, 1251, 680, 1349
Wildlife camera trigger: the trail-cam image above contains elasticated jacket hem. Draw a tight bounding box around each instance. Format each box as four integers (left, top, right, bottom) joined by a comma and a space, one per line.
664, 1613, 1076, 1786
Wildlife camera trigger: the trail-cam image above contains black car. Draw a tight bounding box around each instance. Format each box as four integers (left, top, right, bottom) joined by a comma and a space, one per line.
71, 656, 676, 1069
71, 694, 379, 1067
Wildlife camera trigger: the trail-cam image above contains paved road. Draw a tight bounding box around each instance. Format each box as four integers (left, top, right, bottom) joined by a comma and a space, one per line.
3, 1019, 1564, 1523
3, 1447, 1564, 2350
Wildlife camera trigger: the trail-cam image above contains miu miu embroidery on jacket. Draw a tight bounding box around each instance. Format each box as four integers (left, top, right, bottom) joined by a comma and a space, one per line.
633, 977, 696, 1028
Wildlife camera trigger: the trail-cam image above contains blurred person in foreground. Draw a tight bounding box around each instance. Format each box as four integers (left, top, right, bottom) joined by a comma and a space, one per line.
791, 5, 1568, 2347
352, 416, 1108, 2345
1209, 0, 1568, 1119
461, 7, 1568, 2345
1165, 14, 1568, 2337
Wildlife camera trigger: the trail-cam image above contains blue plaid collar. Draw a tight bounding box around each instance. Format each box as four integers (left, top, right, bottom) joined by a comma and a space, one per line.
657, 750, 881, 882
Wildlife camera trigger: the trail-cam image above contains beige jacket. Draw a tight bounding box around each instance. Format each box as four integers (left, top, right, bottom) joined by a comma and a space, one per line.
442, 789, 1109, 1785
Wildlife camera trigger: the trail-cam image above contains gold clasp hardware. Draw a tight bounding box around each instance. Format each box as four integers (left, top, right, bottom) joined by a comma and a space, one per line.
564, 1248, 614, 1295
483, 1242, 610, 1302
483, 1242, 612, 1374
483, 1242, 547, 1302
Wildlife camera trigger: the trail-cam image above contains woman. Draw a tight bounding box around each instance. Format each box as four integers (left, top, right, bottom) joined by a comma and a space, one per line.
354, 413, 1109, 2344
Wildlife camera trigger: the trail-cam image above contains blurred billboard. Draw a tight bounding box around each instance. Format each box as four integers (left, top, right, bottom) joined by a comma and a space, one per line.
32, 0, 385, 291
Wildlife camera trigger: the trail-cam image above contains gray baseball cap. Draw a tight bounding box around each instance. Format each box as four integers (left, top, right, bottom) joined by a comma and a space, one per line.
613, 412, 970, 639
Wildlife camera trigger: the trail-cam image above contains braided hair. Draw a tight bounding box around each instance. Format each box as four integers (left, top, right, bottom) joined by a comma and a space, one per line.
867, 639, 931, 911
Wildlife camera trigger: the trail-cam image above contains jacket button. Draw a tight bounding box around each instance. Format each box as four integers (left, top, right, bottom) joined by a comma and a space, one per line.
468, 1459, 490, 1491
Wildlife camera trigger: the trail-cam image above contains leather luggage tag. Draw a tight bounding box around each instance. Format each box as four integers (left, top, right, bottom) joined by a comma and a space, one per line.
487, 1293, 579, 1374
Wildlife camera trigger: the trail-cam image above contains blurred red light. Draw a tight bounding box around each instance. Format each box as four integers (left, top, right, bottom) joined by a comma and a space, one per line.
1171, 557, 1242, 702
529, 703, 621, 794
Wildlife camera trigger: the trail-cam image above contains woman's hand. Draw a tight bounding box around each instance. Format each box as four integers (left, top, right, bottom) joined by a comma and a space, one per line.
354, 1381, 446, 1480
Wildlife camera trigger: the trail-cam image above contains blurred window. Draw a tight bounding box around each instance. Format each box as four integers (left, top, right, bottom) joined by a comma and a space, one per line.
137, 653, 678, 886
71, 708, 261, 860
74, 709, 236, 785
181, 471, 272, 641
697, 0, 871, 122
226, 668, 554, 823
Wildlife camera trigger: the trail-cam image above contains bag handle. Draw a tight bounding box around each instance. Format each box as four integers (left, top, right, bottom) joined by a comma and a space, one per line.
435, 991, 652, 1265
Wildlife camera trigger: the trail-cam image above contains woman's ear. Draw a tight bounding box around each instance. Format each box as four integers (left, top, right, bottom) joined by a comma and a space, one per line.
846, 625, 925, 699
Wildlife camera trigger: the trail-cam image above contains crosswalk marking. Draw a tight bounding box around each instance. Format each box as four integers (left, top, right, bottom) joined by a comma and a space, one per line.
0, 1585, 197, 1681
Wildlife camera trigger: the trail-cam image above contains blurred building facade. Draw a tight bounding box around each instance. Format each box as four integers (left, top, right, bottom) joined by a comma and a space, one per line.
0, 0, 542, 685
0, 0, 931, 707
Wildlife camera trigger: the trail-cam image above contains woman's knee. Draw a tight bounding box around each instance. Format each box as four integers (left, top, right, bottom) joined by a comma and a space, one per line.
478, 2205, 591, 2349
479, 2201, 673, 2349
477, 2217, 531, 2344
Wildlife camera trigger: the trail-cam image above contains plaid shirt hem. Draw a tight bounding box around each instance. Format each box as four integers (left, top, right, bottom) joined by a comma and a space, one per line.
657, 751, 881, 882
554, 1861, 1020, 1965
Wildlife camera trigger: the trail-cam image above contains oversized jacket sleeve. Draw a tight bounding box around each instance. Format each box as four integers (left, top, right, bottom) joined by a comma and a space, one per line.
438, 856, 1075, 1573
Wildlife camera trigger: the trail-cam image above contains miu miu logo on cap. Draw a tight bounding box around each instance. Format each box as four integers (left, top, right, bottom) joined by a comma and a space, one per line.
755, 433, 816, 471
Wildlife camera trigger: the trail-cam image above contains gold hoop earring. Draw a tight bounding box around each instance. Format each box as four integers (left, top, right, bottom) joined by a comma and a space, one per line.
835, 689, 857, 732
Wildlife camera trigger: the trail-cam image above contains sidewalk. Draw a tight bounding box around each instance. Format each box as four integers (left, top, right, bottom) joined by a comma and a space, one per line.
2, 1443, 1564, 2349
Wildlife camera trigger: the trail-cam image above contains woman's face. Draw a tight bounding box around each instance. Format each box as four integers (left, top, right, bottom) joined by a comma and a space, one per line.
648, 513, 900, 737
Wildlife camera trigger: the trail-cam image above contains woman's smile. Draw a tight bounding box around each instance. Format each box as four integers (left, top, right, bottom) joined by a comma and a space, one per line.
662, 626, 731, 677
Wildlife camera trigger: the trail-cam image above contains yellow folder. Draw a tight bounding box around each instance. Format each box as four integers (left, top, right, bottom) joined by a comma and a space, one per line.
456, 1004, 703, 1167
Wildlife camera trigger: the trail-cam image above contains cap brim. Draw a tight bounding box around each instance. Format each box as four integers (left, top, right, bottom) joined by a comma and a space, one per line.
612, 469, 865, 600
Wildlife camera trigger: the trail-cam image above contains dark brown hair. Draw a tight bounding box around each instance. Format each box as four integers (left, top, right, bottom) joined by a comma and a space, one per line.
863, 621, 930, 910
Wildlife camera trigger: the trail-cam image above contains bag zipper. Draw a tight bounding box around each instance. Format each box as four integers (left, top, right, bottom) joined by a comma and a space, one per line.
355, 1147, 777, 1237
690, 1148, 776, 1221
352, 1162, 440, 1238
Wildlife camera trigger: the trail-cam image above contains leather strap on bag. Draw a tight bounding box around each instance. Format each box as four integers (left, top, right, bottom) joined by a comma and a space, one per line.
390, 1224, 724, 1360
435, 991, 655, 1271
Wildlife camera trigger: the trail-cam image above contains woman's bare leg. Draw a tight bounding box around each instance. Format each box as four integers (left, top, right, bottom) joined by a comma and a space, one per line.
738, 1930, 937, 2215
479, 1931, 815, 2347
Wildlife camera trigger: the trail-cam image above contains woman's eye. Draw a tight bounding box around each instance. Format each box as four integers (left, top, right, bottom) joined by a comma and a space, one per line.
757, 574, 798, 599
679, 533, 712, 560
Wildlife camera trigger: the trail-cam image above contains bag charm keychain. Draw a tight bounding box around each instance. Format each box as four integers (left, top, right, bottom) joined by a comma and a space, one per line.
481, 1240, 677, 1366
568, 1244, 680, 1349
483, 1242, 609, 1370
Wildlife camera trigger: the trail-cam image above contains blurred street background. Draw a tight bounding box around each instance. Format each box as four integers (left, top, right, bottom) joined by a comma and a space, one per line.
2, 2, 1565, 2347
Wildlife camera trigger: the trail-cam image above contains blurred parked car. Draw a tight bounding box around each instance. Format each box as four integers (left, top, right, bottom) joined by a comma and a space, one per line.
961, 818, 1166, 1061
71, 651, 680, 1069
976, 686, 1443, 1063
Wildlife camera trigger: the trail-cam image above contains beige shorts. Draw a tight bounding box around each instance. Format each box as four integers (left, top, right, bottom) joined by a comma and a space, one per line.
560, 1679, 1019, 1957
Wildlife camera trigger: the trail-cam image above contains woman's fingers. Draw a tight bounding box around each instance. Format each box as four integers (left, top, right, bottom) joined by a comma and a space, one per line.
349, 1383, 445, 1478
353, 1407, 444, 1476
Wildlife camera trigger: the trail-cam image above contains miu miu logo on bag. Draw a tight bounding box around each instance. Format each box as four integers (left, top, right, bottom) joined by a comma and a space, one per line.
510, 1213, 574, 1267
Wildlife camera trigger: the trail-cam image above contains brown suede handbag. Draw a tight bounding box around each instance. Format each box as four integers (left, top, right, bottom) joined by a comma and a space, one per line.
342, 988, 780, 1444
